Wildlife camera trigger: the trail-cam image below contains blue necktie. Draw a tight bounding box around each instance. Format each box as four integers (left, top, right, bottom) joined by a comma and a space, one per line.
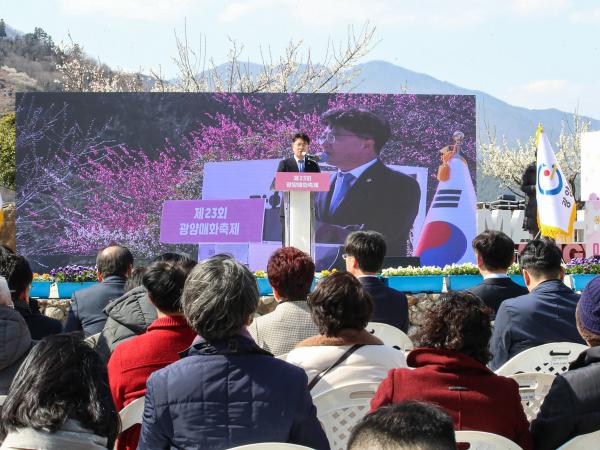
329, 172, 354, 214
298, 160, 304, 172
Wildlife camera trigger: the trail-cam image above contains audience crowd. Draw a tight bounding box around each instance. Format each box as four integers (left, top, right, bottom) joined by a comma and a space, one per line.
0, 230, 598, 449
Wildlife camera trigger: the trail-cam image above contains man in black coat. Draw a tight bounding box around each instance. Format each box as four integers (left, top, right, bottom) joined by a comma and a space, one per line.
275, 132, 320, 244
0, 254, 62, 340
531, 276, 600, 450
489, 238, 585, 370
466, 230, 528, 319
64, 245, 133, 337
345, 230, 409, 332
315, 108, 420, 268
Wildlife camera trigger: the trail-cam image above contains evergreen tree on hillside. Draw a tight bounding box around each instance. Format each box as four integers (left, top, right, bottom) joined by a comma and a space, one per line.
0, 19, 7, 38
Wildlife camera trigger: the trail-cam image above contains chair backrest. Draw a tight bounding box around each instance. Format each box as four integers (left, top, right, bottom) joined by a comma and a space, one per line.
119, 397, 145, 432
454, 430, 523, 450
507, 372, 556, 422
495, 342, 588, 376
312, 382, 380, 450
556, 429, 600, 449
227, 444, 315, 449
366, 322, 414, 352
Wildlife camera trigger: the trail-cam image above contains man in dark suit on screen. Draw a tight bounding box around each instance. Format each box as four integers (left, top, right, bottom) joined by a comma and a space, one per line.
276, 132, 320, 244
315, 108, 420, 265
466, 230, 528, 319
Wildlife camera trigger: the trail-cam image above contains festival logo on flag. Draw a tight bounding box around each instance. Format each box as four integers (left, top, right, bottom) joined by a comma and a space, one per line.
415, 131, 477, 266
535, 125, 576, 242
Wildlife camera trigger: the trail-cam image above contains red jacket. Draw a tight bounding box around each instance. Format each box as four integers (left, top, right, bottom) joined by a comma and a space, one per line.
370, 348, 533, 450
108, 315, 196, 450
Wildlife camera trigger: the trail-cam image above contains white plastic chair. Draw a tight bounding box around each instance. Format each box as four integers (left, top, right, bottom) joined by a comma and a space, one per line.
312, 382, 380, 450
556, 429, 600, 449
507, 372, 556, 422
495, 342, 587, 376
119, 397, 145, 432
454, 430, 523, 449
228, 444, 315, 449
366, 322, 414, 352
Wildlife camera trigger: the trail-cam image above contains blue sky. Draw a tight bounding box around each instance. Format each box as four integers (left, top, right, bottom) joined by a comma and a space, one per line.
3, 0, 600, 118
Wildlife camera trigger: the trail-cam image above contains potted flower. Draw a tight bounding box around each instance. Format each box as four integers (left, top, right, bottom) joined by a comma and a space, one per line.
443, 263, 482, 291
253, 270, 272, 296
50, 265, 99, 298
507, 263, 526, 287
565, 258, 600, 291
382, 265, 445, 293
31, 273, 55, 298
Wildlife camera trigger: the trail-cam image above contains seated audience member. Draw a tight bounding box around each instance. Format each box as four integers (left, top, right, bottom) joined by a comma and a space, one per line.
286, 272, 406, 396
96, 253, 193, 362
370, 292, 532, 450
467, 230, 528, 318
248, 247, 319, 356
531, 276, 600, 450
344, 231, 409, 332
123, 266, 146, 292
348, 401, 457, 450
0, 254, 61, 340
0, 334, 120, 450
64, 245, 133, 337
137, 254, 329, 450
108, 258, 196, 450
489, 238, 585, 370
0, 277, 34, 395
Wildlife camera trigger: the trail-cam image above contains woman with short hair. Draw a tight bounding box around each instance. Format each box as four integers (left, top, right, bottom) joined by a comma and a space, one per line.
370, 291, 532, 450
286, 271, 406, 396
1, 334, 120, 449
137, 254, 329, 450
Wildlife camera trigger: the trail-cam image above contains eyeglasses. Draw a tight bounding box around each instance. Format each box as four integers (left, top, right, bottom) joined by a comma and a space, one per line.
317, 133, 363, 145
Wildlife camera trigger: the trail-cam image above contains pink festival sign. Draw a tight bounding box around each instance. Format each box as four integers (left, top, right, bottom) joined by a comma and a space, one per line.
160, 199, 265, 244
274, 172, 331, 191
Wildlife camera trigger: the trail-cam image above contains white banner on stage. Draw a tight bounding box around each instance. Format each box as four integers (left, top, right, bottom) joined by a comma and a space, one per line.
581, 131, 600, 201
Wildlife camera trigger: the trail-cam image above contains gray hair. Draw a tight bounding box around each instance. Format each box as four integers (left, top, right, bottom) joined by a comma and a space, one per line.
181, 254, 258, 340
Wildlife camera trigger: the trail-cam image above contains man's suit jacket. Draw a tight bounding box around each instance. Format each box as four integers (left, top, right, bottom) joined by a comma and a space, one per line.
64, 275, 127, 337
360, 276, 409, 333
467, 277, 528, 318
276, 157, 321, 217
276, 157, 321, 174
489, 279, 586, 370
316, 160, 421, 257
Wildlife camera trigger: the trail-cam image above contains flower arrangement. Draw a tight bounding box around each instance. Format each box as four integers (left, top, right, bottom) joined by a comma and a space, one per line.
316, 269, 338, 278
253, 270, 267, 279
381, 265, 444, 277
442, 263, 480, 275
507, 263, 522, 275
565, 257, 600, 275
33, 273, 54, 282
49, 265, 98, 282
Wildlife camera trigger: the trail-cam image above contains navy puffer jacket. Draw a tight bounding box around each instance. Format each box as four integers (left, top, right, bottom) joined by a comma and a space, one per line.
138, 334, 330, 450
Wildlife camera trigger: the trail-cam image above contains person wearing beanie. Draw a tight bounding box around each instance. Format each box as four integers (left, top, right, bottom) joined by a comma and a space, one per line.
531, 275, 600, 450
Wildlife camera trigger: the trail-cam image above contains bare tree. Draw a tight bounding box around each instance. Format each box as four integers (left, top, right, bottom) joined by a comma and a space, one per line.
56, 38, 146, 92
56, 22, 376, 94
479, 113, 588, 203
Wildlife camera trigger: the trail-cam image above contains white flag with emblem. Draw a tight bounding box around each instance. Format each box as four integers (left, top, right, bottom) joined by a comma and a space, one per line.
536, 125, 576, 242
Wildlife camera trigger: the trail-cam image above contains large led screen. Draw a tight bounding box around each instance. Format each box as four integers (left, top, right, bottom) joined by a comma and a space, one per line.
16, 93, 476, 270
